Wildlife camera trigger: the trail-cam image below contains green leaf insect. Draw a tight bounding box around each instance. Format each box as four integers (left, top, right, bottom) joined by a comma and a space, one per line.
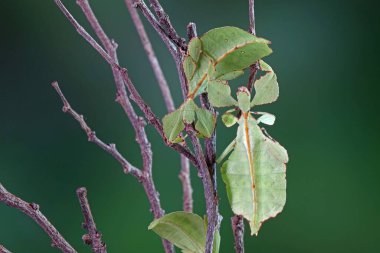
207, 80, 237, 108
162, 100, 216, 142
163, 26, 273, 143
217, 86, 288, 235
251, 60, 279, 106
221, 109, 238, 128
184, 26, 272, 100
163, 107, 185, 142
221, 113, 288, 235
149, 211, 220, 253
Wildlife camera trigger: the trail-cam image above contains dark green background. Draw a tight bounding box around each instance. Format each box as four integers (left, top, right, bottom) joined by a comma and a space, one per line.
1, 0, 379, 252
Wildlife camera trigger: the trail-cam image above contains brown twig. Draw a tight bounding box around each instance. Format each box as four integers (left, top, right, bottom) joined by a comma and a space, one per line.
0, 183, 76, 253
55, 0, 198, 169
134, 0, 178, 57
55, 1, 180, 252
55, 1, 218, 252
147, 0, 187, 51
0, 245, 12, 253
189, 133, 218, 253
52, 83, 174, 252
135, 0, 188, 98
75, 0, 152, 175
125, 0, 193, 213
136, 2, 220, 250
187, 22, 197, 40
76, 187, 107, 253
247, 0, 259, 92
51, 81, 142, 179
248, 0, 256, 35
179, 154, 193, 212
232, 215, 245, 253
125, 0, 175, 112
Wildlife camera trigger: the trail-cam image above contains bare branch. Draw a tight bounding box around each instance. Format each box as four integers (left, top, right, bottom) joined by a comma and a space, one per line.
74, 0, 153, 175
0, 183, 76, 253
147, 0, 187, 51
188, 133, 219, 253
125, 0, 193, 212
134, 1, 178, 56
179, 154, 193, 212
248, 0, 256, 35
125, 0, 175, 112
0, 245, 12, 253
55, 0, 114, 65
54, 0, 198, 169
55, 2, 218, 252
76, 187, 107, 253
135, 0, 188, 98
51, 81, 142, 179
247, 0, 259, 92
187, 22, 197, 40
232, 215, 245, 253
54, 2, 180, 252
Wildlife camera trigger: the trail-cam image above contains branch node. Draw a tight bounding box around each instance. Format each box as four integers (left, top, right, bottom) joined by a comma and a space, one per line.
29, 202, 40, 211
82, 234, 92, 245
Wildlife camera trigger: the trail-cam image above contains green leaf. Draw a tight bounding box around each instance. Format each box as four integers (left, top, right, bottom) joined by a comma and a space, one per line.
200, 27, 272, 78
149, 212, 206, 253
218, 70, 244, 81
188, 37, 202, 62
251, 60, 279, 106
207, 80, 237, 108
172, 135, 186, 144
221, 109, 238, 127
163, 108, 185, 142
183, 55, 196, 81
222, 113, 238, 128
187, 54, 213, 98
256, 112, 276, 125
216, 139, 236, 164
195, 108, 215, 138
221, 114, 288, 235
212, 229, 220, 253
203, 216, 221, 253
237, 87, 251, 113
182, 99, 197, 124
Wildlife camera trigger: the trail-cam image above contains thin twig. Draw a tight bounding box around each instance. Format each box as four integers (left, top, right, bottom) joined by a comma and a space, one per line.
148, 0, 187, 51
125, 0, 193, 213
76, 190, 106, 252
248, 0, 256, 35
75, 0, 153, 174
232, 215, 245, 253
135, 0, 188, 98
56, 2, 177, 252
179, 153, 193, 212
55, 0, 198, 169
0, 183, 76, 253
134, 0, 178, 57
187, 22, 197, 40
247, 0, 259, 92
125, 0, 175, 112
77, 187, 107, 253
51, 81, 142, 179
0, 245, 12, 253
188, 133, 218, 253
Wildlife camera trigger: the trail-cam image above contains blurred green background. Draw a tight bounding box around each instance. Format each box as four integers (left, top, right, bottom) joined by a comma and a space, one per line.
1, 0, 379, 252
